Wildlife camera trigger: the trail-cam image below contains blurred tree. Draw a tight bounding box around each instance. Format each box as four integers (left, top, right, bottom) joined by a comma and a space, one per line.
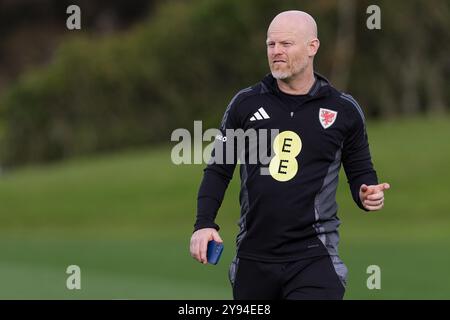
0, 0, 158, 94
330, 0, 356, 90
0, 0, 448, 167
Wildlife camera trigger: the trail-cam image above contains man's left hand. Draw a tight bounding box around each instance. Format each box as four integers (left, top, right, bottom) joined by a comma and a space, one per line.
359, 183, 390, 211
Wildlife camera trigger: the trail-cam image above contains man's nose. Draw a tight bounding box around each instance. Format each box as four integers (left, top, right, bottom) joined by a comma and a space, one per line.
271, 43, 284, 56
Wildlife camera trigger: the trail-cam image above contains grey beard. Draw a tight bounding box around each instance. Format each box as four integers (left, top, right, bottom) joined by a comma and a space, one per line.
271, 70, 291, 80
271, 63, 307, 80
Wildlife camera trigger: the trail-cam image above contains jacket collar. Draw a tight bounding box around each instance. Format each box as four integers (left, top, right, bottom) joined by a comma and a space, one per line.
261, 72, 331, 98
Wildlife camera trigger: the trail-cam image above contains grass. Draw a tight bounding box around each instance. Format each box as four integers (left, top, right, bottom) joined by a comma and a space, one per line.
0, 116, 449, 299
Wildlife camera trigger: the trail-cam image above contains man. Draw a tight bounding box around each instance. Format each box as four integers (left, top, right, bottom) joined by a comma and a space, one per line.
189, 10, 390, 300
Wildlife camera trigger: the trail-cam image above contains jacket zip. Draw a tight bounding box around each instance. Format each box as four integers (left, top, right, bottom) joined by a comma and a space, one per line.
287, 96, 318, 118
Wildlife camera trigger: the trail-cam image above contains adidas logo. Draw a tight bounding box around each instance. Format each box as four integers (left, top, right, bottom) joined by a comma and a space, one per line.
250, 107, 270, 121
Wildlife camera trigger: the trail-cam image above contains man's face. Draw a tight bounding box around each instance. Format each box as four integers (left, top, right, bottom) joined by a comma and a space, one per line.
266, 32, 309, 80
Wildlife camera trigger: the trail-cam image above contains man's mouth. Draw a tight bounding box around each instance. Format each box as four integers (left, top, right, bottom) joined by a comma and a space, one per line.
273, 60, 286, 64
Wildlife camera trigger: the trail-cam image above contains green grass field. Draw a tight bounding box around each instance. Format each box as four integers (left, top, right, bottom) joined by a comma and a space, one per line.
0, 116, 449, 299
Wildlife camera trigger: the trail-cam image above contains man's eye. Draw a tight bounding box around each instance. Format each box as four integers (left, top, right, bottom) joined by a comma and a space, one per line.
267, 43, 275, 48
282, 42, 292, 47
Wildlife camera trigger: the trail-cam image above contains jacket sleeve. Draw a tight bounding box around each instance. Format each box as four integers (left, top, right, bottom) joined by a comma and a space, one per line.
341, 95, 378, 211
194, 92, 243, 231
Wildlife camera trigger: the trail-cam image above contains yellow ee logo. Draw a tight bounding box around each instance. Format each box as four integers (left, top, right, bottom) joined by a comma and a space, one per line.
269, 131, 302, 182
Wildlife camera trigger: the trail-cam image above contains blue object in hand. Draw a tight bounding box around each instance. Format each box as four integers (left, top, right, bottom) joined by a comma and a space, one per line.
207, 240, 224, 265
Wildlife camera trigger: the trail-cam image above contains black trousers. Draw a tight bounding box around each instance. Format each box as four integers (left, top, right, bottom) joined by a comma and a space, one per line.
230, 255, 346, 300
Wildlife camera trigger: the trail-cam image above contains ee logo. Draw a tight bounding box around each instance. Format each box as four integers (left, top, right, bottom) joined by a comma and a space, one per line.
269, 131, 302, 182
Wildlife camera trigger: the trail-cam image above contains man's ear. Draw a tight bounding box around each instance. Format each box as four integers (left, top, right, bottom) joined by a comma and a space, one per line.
308, 38, 320, 57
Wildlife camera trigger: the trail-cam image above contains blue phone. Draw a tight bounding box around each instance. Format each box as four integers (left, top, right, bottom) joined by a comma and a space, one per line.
207, 240, 224, 265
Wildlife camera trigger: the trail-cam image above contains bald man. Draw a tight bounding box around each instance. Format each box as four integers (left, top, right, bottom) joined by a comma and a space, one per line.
190, 11, 389, 300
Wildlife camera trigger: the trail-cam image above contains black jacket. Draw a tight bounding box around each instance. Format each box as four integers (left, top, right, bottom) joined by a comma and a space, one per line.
195, 73, 378, 262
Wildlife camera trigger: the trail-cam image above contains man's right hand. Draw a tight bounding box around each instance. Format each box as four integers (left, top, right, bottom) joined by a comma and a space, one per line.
190, 228, 223, 264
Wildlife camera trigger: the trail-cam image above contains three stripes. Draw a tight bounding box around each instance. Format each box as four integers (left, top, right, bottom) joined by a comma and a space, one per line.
250, 107, 270, 121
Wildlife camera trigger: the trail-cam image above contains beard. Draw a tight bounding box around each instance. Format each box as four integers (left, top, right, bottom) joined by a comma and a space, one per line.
270, 58, 307, 80
271, 68, 292, 80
